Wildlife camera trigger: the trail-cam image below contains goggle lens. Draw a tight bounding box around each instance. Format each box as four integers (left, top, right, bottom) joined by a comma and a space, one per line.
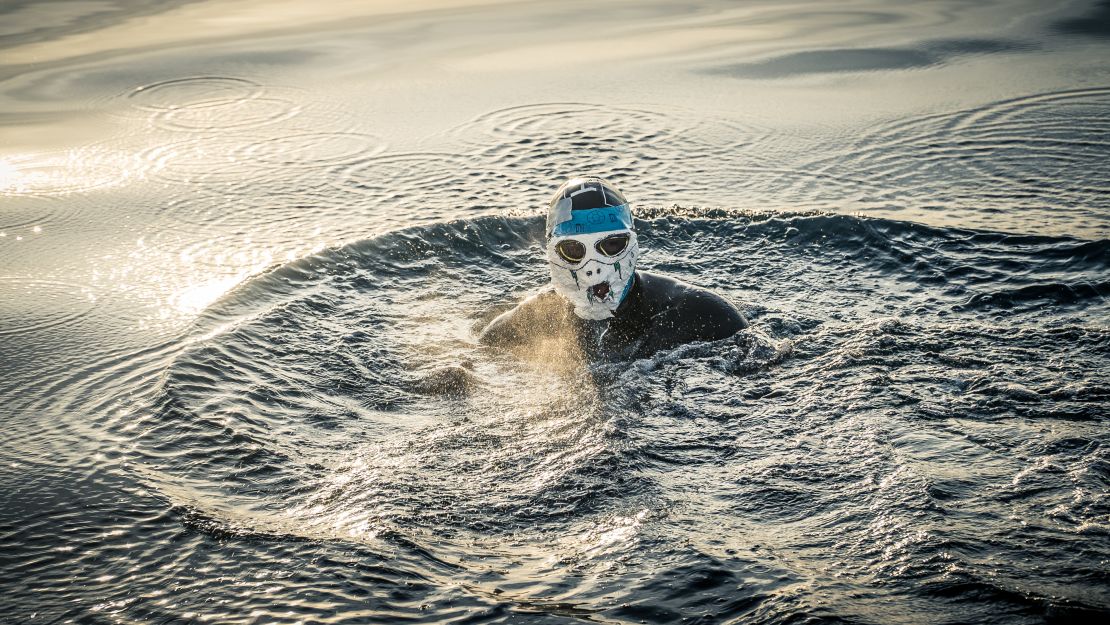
554, 233, 630, 264
596, 234, 630, 257
555, 239, 586, 263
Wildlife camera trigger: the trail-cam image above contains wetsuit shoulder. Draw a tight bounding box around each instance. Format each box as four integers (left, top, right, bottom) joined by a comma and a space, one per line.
478, 288, 575, 347
628, 271, 747, 355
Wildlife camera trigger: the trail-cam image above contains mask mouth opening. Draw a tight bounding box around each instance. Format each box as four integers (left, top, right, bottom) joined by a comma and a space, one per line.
589, 282, 611, 300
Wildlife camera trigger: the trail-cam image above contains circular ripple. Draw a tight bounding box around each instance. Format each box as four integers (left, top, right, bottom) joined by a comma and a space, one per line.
798, 88, 1110, 232
0, 197, 94, 273
330, 151, 505, 215
156, 191, 237, 228
947, 88, 1110, 196
0, 196, 84, 232
138, 137, 271, 187
465, 137, 652, 200
114, 78, 363, 135
659, 164, 881, 210
236, 132, 387, 168
136, 136, 331, 199
449, 102, 765, 158
152, 96, 302, 133
120, 77, 303, 133
102, 216, 637, 550
446, 102, 778, 210
0, 146, 142, 197
158, 228, 302, 274
9, 211, 1107, 622
155, 189, 346, 238
453, 102, 673, 142
138, 129, 380, 199
0, 277, 98, 338
125, 76, 264, 112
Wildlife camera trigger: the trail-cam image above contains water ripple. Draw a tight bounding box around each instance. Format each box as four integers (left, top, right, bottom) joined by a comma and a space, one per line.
0, 277, 98, 338
7, 212, 1106, 622
331, 151, 501, 212
237, 131, 387, 168
801, 87, 1110, 235
0, 146, 142, 197
125, 76, 265, 112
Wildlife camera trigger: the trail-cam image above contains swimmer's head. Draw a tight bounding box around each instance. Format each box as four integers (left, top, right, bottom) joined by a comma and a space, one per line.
545, 176, 638, 320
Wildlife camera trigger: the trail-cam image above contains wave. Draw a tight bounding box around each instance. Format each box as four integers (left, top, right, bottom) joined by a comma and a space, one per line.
6, 210, 1106, 624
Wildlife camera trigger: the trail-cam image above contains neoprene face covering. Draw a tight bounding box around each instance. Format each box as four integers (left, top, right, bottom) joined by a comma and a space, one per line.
547, 229, 638, 320
545, 179, 637, 320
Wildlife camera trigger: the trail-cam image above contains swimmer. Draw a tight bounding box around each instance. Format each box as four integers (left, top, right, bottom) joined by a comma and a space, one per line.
480, 176, 747, 361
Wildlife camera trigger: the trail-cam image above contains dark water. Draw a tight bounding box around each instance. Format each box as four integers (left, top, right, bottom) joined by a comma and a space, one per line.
2, 0, 1109, 623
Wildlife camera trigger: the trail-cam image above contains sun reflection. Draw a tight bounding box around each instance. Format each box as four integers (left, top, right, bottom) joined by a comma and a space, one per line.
0, 149, 139, 196
170, 274, 251, 315
85, 225, 336, 332
0, 158, 17, 191
578, 509, 650, 556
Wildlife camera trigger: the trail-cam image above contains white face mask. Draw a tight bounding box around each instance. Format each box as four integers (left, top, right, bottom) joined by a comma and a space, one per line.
546, 229, 638, 320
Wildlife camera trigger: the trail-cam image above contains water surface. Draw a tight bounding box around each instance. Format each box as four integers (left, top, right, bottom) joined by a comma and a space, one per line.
1, 1, 1108, 623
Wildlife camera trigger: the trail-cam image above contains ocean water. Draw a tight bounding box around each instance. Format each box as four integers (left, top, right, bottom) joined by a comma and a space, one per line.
1, 1, 1108, 623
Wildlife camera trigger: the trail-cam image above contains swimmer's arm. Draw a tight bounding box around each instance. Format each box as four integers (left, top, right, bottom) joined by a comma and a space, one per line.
478, 291, 558, 347
683, 289, 747, 340
638, 289, 747, 355
478, 305, 528, 346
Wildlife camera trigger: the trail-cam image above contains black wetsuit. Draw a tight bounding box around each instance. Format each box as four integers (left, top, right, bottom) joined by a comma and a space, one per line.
479, 271, 747, 361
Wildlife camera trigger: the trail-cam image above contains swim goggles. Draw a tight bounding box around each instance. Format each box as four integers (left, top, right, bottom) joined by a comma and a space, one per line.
554, 233, 631, 264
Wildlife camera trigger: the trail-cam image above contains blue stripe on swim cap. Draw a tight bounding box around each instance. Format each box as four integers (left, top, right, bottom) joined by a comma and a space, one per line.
550, 204, 633, 237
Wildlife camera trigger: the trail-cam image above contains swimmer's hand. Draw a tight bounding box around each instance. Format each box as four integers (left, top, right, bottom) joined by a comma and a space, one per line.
478, 289, 574, 348
407, 363, 480, 399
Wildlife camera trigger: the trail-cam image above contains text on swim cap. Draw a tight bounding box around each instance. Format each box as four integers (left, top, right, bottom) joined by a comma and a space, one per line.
550, 204, 633, 237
